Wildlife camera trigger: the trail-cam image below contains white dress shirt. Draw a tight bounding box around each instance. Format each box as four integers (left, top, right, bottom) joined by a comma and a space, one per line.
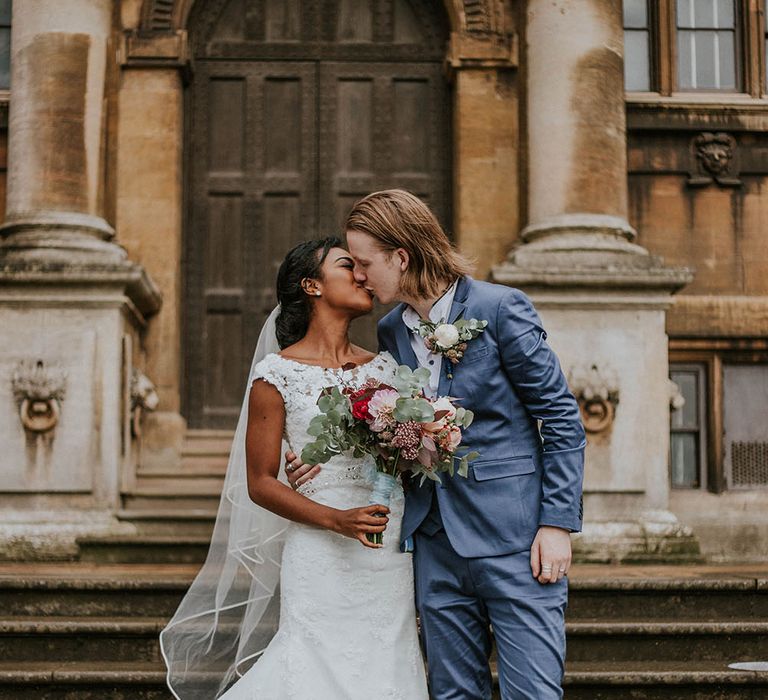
401, 279, 459, 399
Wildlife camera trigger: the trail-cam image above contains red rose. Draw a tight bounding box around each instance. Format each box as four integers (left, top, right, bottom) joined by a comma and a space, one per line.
352, 397, 372, 421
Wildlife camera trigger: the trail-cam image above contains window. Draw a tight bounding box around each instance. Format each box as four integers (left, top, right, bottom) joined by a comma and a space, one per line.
0, 0, 9, 91
670, 364, 707, 488
676, 0, 738, 90
669, 340, 768, 492
624, 0, 652, 91
624, 0, 765, 97
723, 364, 768, 488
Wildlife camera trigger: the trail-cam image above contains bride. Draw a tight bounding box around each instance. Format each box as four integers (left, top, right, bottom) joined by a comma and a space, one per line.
160, 237, 428, 699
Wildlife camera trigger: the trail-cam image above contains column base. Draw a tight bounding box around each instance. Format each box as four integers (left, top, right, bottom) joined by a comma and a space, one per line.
497, 216, 692, 289
492, 217, 698, 563
0, 211, 127, 264
0, 261, 162, 557
573, 511, 703, 564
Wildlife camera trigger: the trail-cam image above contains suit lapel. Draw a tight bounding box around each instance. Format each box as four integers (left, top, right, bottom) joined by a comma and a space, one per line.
393, 317, 419, 370
438, 276, 472, 396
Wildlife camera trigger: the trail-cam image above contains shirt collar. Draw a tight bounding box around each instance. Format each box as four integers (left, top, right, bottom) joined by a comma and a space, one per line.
401, 278, 459, 332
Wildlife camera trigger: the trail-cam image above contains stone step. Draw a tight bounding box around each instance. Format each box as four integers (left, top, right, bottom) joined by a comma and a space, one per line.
4, 612, 765, 669
116, 509, 217, 537
0, 564, 197, 617
0, 617, 166, 663
76, 535, 211, 564
560, 661, 768, 700
2, 660, 767, 700
3, 562, 767, 618
0, 661, 171, 700
567, 574, 768, 620
565, 620, 768, 662
121, 493, 221, 512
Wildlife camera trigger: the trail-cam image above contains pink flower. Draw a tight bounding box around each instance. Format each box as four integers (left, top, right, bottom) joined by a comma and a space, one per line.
422, 397, 457, 433
439, 426, 462, 452
368, 389, 399, 432
447, 426, 462, 450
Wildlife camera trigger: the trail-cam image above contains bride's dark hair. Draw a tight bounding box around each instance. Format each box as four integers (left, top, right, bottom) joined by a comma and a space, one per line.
275, 236, 343, 349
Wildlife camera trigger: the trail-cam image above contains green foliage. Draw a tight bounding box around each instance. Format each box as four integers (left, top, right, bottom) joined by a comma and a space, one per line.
392, 365, 431, 397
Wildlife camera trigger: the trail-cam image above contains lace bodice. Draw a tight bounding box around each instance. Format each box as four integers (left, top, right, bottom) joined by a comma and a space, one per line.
251, 351, 401, 499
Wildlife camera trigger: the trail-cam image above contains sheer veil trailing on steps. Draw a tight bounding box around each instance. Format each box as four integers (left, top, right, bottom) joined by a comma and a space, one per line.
160, 306, 290, 699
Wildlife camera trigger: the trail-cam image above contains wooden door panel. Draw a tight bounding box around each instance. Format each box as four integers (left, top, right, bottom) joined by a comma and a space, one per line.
185, 1, 451, 428
319, 62, 451, 352
186, 61, 316, 428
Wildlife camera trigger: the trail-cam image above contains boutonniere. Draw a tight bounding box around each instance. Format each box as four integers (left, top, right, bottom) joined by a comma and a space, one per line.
417, 317, 488, 371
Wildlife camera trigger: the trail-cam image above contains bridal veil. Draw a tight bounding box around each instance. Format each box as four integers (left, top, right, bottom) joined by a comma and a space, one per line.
160, 306, 288, 699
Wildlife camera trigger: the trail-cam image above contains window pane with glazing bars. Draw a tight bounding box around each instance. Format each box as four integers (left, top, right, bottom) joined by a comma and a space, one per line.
624, 0, 651, 91
0, 0, 9, 90
670, 365, 706, 488
676, 0, 738, 90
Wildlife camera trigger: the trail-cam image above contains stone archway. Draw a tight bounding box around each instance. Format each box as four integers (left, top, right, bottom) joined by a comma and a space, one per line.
139, 0, 511, 36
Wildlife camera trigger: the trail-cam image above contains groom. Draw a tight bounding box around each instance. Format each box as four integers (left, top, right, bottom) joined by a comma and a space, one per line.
287, 190, 585, 699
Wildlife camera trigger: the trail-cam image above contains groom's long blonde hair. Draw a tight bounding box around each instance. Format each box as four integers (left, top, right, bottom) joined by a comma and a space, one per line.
345, 189, 473, 299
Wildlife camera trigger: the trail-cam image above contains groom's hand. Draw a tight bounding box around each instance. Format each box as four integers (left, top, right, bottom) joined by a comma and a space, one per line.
530, 526, 572, 584
285, 451, 321, 489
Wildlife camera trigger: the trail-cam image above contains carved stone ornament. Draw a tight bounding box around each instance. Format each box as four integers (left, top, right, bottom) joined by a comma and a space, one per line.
130, 369, 159, 438
687, 131, 741, 188
11, 360, 67, 433
668, 379, 686, 411
568, 364, 620, 434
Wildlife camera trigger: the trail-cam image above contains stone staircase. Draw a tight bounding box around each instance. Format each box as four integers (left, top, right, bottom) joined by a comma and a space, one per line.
1, 554, 768, 698
557, 567, 768, 699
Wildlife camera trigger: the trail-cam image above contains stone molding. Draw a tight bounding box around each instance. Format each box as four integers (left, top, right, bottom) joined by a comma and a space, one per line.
0, 260, 163, 320
119, 29, 190, 70
141, 0, 510, 34
137, 0, 516, 67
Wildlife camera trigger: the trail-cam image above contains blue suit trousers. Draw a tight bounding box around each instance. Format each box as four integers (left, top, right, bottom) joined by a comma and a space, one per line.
414, 530, 567, 700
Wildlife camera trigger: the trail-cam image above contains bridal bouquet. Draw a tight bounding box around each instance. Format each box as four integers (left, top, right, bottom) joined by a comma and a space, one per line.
301, 365, 478, 544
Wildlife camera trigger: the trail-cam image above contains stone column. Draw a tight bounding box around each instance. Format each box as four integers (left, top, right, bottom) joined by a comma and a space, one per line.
0, 1, 161, 560
0, 0, 123, 261
494, 0, 696, 563
517, 0, 643, 266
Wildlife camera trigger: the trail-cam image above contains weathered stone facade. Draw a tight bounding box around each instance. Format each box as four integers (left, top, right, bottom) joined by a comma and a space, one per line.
0, 0, 766, 562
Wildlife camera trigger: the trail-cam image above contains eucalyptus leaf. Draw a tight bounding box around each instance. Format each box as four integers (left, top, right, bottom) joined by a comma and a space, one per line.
306, 422, 325, 437
318, 395, 334, 412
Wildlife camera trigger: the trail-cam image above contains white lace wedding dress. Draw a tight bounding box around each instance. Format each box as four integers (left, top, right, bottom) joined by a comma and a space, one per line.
219, 351, 428, 700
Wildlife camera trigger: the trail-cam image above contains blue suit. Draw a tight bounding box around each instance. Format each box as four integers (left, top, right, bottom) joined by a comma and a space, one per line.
378, 276, 585, 699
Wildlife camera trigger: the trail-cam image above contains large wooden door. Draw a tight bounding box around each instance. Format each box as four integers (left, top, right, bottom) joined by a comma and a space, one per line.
184, 0, 451, 428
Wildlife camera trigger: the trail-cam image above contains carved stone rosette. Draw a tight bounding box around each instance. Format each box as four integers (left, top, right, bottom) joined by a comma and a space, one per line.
11, 360, 67, 433
568, 364, 620, 434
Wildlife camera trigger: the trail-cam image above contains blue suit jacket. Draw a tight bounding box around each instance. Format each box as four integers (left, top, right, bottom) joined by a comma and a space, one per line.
378, 276, 586, 558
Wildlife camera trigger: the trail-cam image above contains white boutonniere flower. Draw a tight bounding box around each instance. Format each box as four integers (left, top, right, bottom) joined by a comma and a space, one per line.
418, 317, 488, 367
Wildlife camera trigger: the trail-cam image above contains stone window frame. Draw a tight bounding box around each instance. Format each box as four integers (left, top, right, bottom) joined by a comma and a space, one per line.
669, 338, 768, 494
625, 0, 766, 99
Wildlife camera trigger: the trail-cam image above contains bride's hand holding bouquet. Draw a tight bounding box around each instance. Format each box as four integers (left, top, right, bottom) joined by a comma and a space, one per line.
301, 365, 478, 544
